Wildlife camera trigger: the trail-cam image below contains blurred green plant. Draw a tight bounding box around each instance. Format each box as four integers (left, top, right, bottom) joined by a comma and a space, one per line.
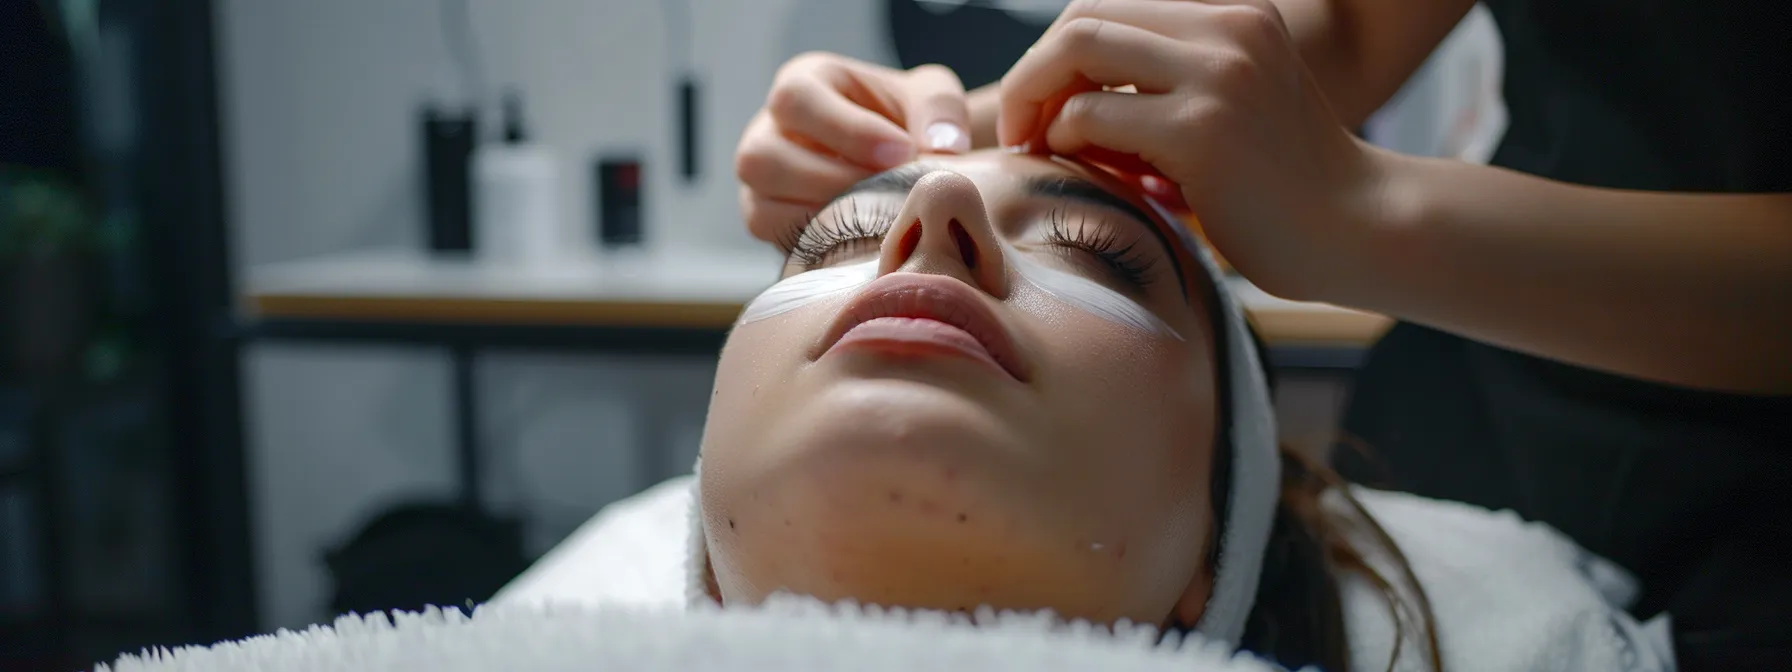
0, 165, 99, 260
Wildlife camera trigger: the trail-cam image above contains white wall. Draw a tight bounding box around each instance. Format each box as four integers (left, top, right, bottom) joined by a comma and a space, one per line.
215, 0, 896, 632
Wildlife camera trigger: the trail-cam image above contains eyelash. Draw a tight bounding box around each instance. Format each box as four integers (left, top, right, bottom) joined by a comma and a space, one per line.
780, 201, 1158, 290
779, 198, 897, 268
1043, 207, 1159, 289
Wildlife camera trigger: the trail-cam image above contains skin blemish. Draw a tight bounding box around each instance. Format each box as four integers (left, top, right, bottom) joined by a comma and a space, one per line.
943, 467, 958, 482
1117, 542, 1128, 561
888, 490, 904, 504
919, 499, 941, 515
783, 518, 791, 527
727, 518, 736, 530
956, 512, 969, 523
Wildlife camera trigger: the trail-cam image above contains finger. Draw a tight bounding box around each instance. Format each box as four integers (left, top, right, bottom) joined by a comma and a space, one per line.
1076, 145, 1160, 178
898, 64, 971, 153
1130, 173, 1192, 213
1047, 0, 1289, 41
998, 18, 1190, 146
735, 125, 872, 203
742, 187, 825, 246
1073, 147, 1193, 213
1044, 0, 1197, 39
767, 72, 915, 170
1042, 89, 1188, 168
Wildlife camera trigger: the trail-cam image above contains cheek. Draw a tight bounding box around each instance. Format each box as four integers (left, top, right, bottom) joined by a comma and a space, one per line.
700, 306, 837, 459
1028, 313, 1217, 577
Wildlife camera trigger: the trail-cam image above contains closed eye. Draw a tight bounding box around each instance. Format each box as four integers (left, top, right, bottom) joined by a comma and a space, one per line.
780, 198, 900, 270
1043, 207, 1159, 291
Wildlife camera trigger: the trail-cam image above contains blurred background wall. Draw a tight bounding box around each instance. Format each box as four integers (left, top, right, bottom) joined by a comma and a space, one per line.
216, 0, 908, 632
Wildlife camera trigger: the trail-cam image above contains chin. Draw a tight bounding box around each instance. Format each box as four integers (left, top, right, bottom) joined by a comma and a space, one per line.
701, 378, 1100, 611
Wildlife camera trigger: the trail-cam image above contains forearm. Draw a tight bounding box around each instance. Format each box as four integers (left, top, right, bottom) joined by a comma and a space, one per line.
1352, 151, 1792, 394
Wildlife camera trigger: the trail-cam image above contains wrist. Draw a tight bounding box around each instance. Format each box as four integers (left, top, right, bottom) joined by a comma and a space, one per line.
1331, 146, 1444, 313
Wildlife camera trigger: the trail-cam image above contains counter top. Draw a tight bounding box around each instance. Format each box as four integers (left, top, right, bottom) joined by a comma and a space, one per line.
244, 249, 1391, 346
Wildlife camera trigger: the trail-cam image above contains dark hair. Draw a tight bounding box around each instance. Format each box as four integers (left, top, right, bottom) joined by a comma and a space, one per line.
1190, 317, 1441, 672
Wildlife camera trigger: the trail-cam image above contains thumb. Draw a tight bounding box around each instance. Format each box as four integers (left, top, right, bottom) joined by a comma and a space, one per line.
900, 64, 971, 153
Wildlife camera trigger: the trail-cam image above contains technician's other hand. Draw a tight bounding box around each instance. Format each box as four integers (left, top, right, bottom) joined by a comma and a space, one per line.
738, 53, 971, 246
998, 0, 1393, 302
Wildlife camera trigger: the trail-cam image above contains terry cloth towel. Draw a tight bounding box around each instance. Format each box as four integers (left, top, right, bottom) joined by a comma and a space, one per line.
100, 599, 1289, 672
498, 475, 1677, 671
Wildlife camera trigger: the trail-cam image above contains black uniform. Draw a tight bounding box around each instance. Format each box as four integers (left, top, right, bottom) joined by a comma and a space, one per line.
1336, 1, 1792, 668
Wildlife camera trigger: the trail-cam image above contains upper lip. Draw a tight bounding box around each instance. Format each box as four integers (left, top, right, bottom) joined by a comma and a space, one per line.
818, 273, 1029, 381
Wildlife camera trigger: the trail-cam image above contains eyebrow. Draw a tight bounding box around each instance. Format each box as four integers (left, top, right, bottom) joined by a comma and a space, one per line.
832, 163, 1186, 289
837, 164, 1157, 229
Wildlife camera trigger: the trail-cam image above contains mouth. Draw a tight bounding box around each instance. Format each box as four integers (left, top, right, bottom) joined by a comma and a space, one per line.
818, 273, 1029, 382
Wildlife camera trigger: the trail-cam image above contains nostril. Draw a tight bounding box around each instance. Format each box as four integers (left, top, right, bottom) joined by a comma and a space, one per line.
949, 219, 977, 270
896, 219, 922, 260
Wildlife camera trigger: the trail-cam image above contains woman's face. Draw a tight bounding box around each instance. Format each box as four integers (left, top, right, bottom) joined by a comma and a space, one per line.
700, 150, 1220, 627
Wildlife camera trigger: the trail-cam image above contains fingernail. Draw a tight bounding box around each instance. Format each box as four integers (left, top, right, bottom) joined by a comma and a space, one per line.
1004, 141, 1033, 154
873, 141, 915, 168
926, 122, 970, 153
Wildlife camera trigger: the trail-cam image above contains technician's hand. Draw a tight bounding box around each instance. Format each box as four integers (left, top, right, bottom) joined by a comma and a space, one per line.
998, 0, 1392, 302
738, 53, 972, 245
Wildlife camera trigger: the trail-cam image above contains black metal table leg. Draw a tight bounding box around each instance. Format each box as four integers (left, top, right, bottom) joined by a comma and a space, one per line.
450, 344, 481, 509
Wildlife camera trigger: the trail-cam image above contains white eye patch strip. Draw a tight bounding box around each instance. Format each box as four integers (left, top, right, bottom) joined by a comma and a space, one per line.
733, 250, 1180, 341
734, 260, 879, 324
1005, 253, 1182, 340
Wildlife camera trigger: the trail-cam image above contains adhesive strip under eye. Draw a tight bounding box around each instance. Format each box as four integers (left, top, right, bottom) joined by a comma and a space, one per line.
735, 260, 879, 326
1008, 250, 1183, 341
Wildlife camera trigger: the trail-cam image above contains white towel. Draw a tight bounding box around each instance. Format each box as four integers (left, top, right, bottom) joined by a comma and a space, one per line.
497, 476, 1677, 671
97, 600, 1286, 672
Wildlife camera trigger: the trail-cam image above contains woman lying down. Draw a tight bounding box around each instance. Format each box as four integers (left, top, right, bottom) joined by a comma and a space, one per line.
496, 150, 1673, 672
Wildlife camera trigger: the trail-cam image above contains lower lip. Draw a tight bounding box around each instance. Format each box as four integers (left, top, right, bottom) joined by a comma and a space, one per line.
827, 317, 1006, 374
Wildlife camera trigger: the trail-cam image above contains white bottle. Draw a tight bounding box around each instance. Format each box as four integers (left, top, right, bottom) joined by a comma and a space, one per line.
473, 91, 562, 265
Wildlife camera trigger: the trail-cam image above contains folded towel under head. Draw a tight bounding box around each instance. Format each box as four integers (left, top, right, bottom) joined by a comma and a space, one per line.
99, 597, 1295, 672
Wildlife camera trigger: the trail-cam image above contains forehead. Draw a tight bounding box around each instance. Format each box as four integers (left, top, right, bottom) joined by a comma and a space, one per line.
903, 151, 1154, 213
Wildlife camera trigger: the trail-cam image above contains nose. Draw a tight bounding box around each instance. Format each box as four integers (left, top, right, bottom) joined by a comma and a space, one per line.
877, 170, 1008, 296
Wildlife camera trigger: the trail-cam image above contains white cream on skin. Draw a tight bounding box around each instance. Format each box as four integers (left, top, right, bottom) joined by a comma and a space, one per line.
735, 246, 1180, 341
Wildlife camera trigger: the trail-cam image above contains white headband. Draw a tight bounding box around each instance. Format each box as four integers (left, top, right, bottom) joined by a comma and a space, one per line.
687, 199, 1280, 650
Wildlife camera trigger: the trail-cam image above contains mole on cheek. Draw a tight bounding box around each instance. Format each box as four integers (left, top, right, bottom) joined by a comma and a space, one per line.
888, 490, 905, 504
956, 512, 969, 523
